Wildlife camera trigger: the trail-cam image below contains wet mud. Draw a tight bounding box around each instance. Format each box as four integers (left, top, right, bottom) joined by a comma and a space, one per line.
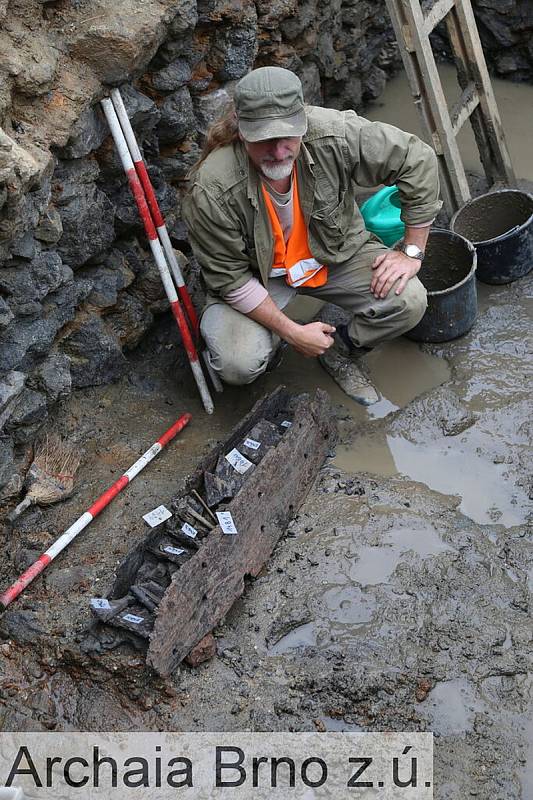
0, 247, 531, 796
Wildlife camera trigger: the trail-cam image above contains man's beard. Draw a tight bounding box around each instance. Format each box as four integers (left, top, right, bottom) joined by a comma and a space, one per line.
260, 158, 295, 181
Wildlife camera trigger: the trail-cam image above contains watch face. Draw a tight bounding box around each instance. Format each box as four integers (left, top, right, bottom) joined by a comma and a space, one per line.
405, 244, 420, 257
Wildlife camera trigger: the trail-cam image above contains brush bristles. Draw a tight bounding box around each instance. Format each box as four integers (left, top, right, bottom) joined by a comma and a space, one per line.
33, 434, 81, 478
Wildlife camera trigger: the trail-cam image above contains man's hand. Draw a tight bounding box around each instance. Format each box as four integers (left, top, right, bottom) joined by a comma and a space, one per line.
287, 321, 336, 357
371, 250, 421, 299
247, 295, 335, 357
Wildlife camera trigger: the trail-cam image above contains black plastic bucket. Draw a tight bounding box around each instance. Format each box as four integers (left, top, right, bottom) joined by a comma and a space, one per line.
450, 189, 533, 284
406, 228, 477, 343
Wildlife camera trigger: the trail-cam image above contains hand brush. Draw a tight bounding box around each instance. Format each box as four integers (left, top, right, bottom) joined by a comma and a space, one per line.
8, 434, 81, 522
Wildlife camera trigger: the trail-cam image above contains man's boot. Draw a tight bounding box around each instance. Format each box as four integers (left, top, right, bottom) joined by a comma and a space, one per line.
318, 324, 380, 406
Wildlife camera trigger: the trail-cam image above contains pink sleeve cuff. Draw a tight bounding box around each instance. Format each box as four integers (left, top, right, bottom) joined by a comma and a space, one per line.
224, 277, 268, 313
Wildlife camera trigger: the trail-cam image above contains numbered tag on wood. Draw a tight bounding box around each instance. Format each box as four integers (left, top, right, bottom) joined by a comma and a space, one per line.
281, 420, 292, 428
164, 545, 185, 557
225, 448, 253, 474
123, 613, 144, 625
243, 438, 261, 450
143, 505, 172, 527
181, 522, 197, 539
90, 598, 111, 611
216, 511, 238, 535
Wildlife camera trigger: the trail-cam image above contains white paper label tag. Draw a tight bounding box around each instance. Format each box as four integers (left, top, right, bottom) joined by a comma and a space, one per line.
164, 545, 185, 556
225, 448, 254, 474
181, 522, 197, 539
90, 598, 111, 611
243, 438, 261, 450
216, 511, 238, 535
143, 505, 172, 527
281, 420, 292, 428
123, 613, 144, 624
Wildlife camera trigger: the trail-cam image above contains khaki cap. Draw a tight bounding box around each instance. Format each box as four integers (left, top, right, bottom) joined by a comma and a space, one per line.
234, 67, 307, 142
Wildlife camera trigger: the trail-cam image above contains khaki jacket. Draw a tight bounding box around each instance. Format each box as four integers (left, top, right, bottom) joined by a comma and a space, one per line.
182, 105, 442, 303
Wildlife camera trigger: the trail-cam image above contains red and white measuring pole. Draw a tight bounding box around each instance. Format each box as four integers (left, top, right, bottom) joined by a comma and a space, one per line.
100, 98, 214, 415
0, 414, 192, 609
109, 88, 200, 341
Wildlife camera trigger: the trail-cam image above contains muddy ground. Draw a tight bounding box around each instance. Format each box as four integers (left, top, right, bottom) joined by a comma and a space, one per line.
0, 260, 531, 797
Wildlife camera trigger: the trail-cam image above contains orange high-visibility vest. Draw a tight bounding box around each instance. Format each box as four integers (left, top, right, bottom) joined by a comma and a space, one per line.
262, 170, 328, 289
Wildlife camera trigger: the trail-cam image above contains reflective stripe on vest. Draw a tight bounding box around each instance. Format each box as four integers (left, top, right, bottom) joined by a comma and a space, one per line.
262, 170, 328, 289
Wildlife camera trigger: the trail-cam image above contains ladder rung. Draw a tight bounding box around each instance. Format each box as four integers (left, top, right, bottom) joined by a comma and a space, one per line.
450, 83, 480, 135
424, 0, 456, 35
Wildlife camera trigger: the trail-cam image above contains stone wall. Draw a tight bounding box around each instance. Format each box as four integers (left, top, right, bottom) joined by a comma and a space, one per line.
0, 0, 531, 489
434, 1, 533, 83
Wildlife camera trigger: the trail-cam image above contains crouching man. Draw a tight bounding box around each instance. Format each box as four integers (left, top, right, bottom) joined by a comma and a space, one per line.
182, 67, 441, 405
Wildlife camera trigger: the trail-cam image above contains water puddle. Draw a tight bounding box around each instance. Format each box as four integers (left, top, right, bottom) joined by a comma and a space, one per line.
322, 585, 376, 625
366, 64, 533, 181
365, 339, 450, 411
420, 679, 484, 736
335, 432, 527, 528
318, 716, 363, 732
349, 525, 453, 586
261, 333, 450, 425
268, 622, 317, 655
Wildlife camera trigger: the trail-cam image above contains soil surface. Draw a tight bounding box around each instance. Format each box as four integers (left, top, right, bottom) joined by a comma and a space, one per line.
0, 267, 531, 799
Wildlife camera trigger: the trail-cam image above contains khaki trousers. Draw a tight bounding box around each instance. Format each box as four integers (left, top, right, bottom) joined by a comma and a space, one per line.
200, 238, 427, 385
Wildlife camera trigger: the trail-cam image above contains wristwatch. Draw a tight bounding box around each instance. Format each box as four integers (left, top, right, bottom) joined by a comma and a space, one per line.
394, 241, 425, 261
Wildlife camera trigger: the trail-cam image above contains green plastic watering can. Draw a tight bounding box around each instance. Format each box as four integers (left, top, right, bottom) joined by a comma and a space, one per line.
360, 185, 405, 247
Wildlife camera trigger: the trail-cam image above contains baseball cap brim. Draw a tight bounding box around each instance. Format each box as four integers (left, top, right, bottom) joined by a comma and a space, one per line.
238, 109, 307, 142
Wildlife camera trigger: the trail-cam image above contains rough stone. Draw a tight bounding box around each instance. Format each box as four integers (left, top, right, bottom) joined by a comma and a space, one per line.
105, 291, 155, 349
0, 129, 53, 243
192, 89, 232, 138
0, 370, 26, 433
2, 34, 59, 97
35, 204, 63, 244
67, 1, 178, 84
0, 370, 25, 416
105, 173, 178, 238
363, 65, 388, 101
116, 85, 162, 143
156, 88, 196, 144
0, 435, 14, 489
300, 61, 322, 105
0, 610, 46, 644
60, 315, 127, 388
0, 297, 14, 330
31, 252, 66, 297
46, 566, 91, 593
151, 59, 192, 92
31, 352, 72, 403
9, 231, 42, 260
0, 279, 91, 373
56, 181, 115, 268
52, 157, 101, 194
57, 104, 109, 159
6, 388, 48, 442
211, 27, 258, 81
168, 0, 198, 34
82, 261, 135, 310
0, 252, 66, 320
153, 140, 201, 181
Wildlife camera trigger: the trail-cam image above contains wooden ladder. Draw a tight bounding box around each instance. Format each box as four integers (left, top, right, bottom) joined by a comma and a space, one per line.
385, 0, 516, 216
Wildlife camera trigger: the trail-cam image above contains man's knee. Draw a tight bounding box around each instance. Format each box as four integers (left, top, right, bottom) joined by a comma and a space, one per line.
215, 350, 269, 385
400, 277, 427, 331
200, 303, 274, 385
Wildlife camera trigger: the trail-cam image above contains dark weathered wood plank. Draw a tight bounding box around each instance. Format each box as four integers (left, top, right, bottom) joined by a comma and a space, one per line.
110, 387, 290, 598
147, 389, 335, 676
